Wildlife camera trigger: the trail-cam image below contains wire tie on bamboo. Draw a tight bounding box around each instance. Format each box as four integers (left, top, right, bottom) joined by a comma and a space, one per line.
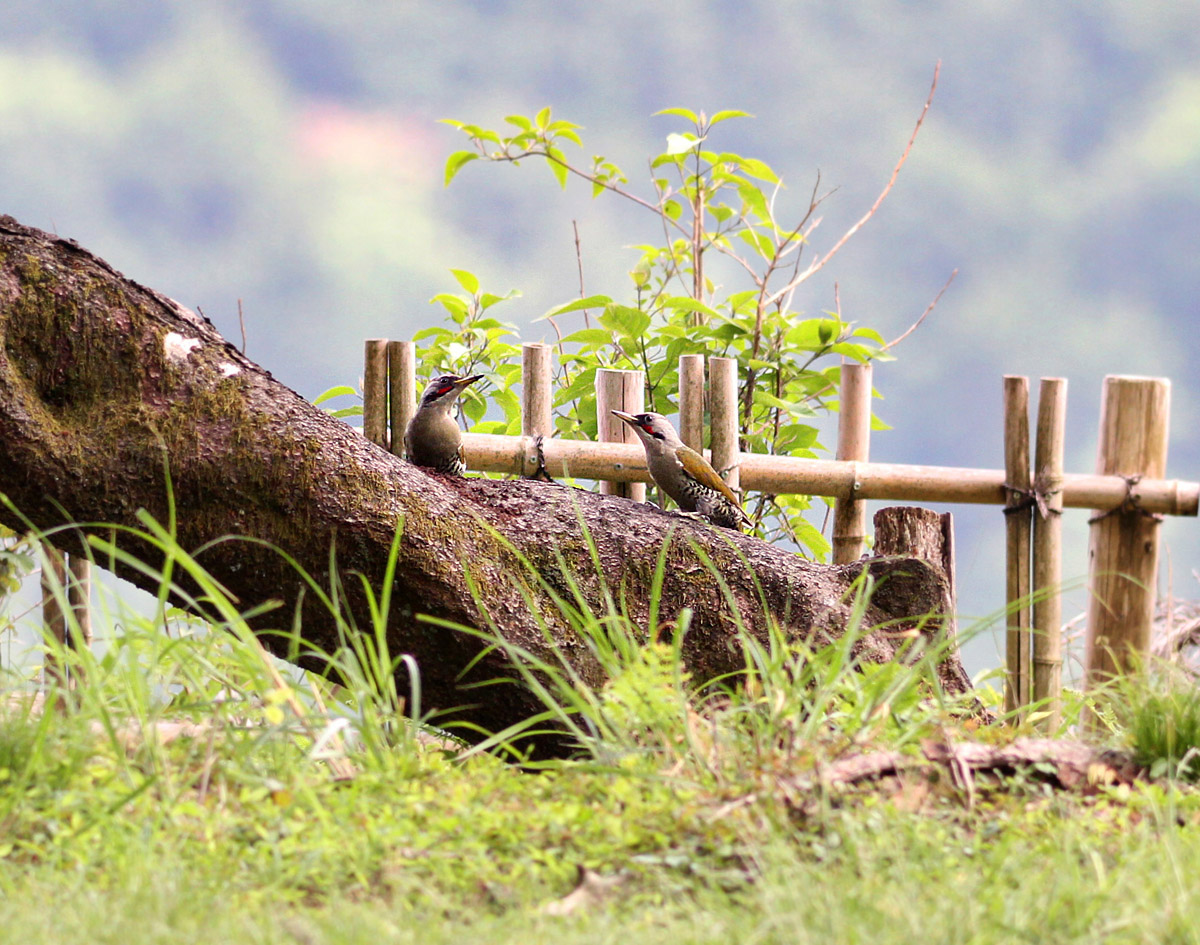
526, 434, 555, 483
1002, 479, 1061, 520
1086, 473, 1163, 524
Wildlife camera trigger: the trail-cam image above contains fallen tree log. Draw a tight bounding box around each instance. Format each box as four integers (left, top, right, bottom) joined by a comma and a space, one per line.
0, 216, 974, 754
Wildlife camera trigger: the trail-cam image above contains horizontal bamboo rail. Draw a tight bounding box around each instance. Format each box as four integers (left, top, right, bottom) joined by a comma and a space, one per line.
460, 433, 1199, 515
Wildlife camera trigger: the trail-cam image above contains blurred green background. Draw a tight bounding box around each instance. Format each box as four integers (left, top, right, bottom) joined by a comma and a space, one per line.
2, 1, 1197, 677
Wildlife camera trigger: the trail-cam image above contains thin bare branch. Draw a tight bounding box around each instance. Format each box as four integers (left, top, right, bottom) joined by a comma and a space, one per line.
885, 268, 957, 350
764, 62, 941, 309
572, 220, 591, 330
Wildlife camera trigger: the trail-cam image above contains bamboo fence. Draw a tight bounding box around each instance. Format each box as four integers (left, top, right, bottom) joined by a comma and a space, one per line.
34, 337, 1199, 723
364, 341, 1198, 721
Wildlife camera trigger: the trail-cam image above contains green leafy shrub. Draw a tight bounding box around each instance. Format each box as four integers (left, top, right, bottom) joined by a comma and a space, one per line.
321, 106, 903, 558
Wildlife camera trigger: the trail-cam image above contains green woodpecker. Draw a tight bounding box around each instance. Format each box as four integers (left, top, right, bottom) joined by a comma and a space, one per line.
404, 373, 483, 476
611, 410, 752, 530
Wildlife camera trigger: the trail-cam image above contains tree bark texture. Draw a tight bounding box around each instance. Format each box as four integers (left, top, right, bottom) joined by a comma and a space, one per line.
0, 217, 974, 753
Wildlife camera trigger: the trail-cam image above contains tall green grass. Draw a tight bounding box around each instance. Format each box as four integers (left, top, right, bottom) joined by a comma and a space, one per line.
6, 507, 1200, 941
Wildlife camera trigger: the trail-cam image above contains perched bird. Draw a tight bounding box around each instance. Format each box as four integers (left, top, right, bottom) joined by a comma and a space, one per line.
404, 373, 484, 475
611, 410, 752, 530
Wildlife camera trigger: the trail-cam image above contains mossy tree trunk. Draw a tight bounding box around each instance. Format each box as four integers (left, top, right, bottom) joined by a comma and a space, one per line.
0, 217, 973, 753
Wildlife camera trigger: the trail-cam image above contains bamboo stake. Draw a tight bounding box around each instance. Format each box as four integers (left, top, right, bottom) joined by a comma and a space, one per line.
521, 342, 554, 477
678, 354, 705, 453
1085, 376, 1171, 686
709, 356, 741, 495
1003, 376, 1032, 714
1031, 377, 1067, 728
67, 556, 93, 651
522, 343, 553, 439
363, 338, 389, 450
832, 362, 873, 563
388, 340, 416, 458
595, 369, 646, 502
458, 432, 1198, 515
40, 544, 68, 690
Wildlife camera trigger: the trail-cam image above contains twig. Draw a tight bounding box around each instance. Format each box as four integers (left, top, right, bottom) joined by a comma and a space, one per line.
763, 61, 941, 308
238, 298, 247, 354
572, 220, 590, 330
885, 268, 957, 350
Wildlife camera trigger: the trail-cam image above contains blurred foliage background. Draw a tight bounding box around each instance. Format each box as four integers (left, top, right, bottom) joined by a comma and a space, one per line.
2, 1, 1197, 674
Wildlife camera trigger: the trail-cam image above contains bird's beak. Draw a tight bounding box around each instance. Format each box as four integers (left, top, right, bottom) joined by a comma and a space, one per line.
454, 374, 485, 390
610, 409, 636, 424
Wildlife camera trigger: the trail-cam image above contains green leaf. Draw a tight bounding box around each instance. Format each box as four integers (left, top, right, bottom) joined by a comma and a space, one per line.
739, 228, 776, 259
471, 420, 508, 435
599, 304, 651, 340
504, 114, 533, 131
654, 107, 699, 123
313, 385, 357, 406
461, 393, 485, 423
709, 109, 753, 125
554, 127, 583, 147
449, 269, 480, 295
327, 406, 363, 419
535, 106, 552, 130
665, 133, 703, 156
429, 294, 468, 318
731, 155, 780, 184
542, 295, 612, 319
479, 289, 521, 310
444, 150, 479, 186
738, 182, 771, 224
753, 389, 816, 417
830, 342, 874, 362
493, 388, 521, 423
412, 325, 453, 342
545, 146, 569, 188
664, 296, 722, 321
561, 328, 617, 346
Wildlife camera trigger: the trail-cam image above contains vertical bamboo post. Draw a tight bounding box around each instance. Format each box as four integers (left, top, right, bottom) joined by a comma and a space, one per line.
388, 340, 417, 458
1003, 375, 1032, 714
1031, 377, 1067, 728
832, 362, 873, 564
40, 545, 68, 692
522, 343, 553, 438
1085, 376, 1171, 687
67, 556, 93, 651
677, 354, 706, 453
596, 369, 646, 502
521, 342, 554, 477
363, 338, 390, 450
708, 356, 741, 496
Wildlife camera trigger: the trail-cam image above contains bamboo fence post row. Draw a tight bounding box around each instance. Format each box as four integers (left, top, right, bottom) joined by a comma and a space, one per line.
596, 368, 647, 504
370, 347, 1196, 712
